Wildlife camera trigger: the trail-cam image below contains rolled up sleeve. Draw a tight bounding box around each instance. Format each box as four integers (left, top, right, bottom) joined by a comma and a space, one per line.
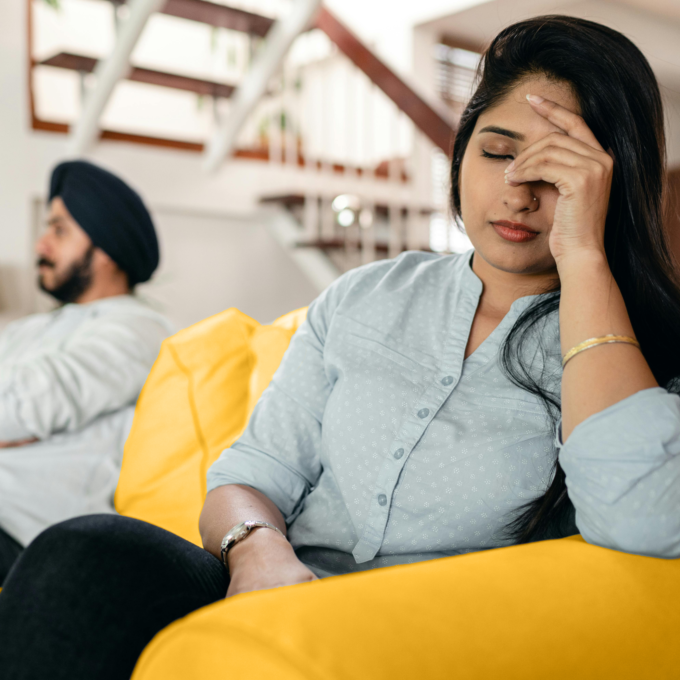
558, 387, 680, 558
206, 270, 354, 524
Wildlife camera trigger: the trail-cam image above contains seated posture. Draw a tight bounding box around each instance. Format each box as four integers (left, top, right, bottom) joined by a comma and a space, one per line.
2, 16, 680, 680
0, 160, 173, 583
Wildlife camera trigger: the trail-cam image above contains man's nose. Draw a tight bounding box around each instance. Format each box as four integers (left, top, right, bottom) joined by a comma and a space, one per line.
35, 234, 50, 257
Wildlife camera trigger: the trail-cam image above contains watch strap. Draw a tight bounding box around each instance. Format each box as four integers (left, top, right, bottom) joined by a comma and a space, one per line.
220, 520, 284, 573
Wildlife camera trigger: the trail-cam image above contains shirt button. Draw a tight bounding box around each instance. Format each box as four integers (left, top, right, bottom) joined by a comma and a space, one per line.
378, 494, 387, 506
441, 376, 454, 386
394, 448, 404, 460
417, 408, 430, 419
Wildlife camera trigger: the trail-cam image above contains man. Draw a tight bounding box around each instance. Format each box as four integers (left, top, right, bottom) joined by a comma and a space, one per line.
0, 160, 173, 583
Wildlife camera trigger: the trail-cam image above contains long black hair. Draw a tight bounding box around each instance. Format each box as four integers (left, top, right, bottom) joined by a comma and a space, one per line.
450, 15, 680, 543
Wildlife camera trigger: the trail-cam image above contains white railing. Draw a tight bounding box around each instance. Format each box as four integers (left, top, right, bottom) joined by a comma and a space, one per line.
234, 39, 469, 271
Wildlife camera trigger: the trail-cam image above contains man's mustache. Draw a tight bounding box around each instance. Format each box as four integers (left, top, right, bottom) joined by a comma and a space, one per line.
37, 258, 55, 269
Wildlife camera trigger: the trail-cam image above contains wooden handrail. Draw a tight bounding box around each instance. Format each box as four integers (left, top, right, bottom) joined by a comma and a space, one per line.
314, 6, 456, 154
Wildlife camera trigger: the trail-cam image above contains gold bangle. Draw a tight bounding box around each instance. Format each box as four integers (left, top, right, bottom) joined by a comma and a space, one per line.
561, 334, 640, 368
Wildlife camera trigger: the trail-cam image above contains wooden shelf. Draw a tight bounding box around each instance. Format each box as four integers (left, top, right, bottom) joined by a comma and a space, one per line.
39, 52, 236, 99
260, 194, 433, 217
111, 0, 274, 37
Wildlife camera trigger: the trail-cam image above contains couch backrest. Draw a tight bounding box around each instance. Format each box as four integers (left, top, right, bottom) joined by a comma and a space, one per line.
115, 307, 308, 545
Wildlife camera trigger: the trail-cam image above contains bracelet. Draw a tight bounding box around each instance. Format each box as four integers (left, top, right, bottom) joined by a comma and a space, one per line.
562, 334, 640, 368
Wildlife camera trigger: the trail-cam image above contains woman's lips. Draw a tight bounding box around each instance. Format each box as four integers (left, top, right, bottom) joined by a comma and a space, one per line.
491, 221, 539, 243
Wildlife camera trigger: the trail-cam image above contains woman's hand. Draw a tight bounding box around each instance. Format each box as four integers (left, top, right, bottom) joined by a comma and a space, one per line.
225, 527, 318, 598
504, 94, 614, 267
198, 485, 316, 598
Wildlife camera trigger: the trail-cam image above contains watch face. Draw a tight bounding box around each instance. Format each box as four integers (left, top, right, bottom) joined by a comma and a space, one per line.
234, 524, 250, 541
222, 523, 246, 551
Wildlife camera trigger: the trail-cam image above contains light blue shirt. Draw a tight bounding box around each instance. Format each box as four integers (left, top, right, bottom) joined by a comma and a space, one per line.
207, 250, 680, 576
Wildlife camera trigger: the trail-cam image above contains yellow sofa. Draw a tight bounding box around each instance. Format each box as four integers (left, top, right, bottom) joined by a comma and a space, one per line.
116, 307, 680, 680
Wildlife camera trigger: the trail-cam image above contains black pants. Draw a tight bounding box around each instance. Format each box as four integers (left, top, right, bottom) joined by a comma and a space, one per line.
0, 514, 228, 680
0, 525, 23, 586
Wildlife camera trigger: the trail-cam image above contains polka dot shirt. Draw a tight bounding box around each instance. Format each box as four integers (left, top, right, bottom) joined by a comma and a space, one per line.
208, 250, 680, 575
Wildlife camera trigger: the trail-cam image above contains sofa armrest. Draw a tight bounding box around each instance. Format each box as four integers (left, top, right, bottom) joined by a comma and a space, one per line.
132, 535, 680, 680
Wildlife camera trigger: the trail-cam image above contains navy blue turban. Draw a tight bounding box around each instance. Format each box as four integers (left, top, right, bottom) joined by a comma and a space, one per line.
48, 160, 159, 286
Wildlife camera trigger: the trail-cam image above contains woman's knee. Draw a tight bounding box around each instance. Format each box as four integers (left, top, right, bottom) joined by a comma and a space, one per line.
29, 514, 132, 559
12, 514, 225, 599
19, 514, 160, 585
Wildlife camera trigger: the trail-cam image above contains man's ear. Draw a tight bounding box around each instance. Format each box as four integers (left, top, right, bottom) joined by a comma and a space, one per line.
91, 247, 127, 283
91, 246, 115, 271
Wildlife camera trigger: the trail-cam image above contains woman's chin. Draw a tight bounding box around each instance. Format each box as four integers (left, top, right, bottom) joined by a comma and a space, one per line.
472, 241, 555, 275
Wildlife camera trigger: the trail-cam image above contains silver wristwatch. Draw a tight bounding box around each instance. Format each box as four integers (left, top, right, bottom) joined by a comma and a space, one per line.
220, 520, 284, 573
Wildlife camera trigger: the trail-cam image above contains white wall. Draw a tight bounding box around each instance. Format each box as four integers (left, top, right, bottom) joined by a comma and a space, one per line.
138, 207, 319, 328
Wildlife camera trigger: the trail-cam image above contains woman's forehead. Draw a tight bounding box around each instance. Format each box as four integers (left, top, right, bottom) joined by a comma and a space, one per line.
476, 78, 580, 140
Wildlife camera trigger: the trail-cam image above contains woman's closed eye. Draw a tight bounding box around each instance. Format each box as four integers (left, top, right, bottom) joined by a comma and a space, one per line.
481, 150, 515, 161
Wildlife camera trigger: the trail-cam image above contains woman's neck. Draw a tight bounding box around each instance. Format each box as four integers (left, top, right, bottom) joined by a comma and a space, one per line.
471, 251, 559, 319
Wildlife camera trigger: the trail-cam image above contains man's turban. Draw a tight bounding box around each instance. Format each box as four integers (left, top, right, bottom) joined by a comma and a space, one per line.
48, 160, 159, 286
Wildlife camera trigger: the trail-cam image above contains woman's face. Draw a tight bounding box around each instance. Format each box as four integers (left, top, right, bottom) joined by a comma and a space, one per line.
459, 76, 581, 276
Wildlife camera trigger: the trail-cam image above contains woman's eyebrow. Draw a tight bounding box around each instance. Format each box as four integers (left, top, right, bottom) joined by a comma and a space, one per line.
478, 125, 525, 141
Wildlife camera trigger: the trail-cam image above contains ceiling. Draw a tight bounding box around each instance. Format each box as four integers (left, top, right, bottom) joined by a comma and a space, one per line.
416, 0, 680, 94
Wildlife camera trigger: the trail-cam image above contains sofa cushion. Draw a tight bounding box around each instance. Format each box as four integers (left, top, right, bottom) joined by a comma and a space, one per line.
131, 534, 680, 680
114, 307, 307, 546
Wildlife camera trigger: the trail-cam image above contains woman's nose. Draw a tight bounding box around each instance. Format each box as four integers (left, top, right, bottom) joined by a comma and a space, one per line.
503, 185, 539, 213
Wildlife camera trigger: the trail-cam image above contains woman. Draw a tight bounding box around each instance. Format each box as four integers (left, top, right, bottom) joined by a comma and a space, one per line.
2, 14, 680, 680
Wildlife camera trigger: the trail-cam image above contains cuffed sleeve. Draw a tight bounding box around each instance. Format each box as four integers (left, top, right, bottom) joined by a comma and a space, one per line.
206, 270, 355, 523
0, 312, 169, 441
558, 387, 680, 558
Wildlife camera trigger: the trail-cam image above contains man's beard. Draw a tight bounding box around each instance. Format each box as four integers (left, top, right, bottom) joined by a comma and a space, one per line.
38, 245, 95, 304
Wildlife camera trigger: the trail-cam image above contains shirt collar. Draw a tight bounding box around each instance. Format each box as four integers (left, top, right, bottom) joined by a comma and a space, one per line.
458, 248, 555, 316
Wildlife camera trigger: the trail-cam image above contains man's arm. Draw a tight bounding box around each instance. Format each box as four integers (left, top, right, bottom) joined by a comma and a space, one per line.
0, 312, 170, 441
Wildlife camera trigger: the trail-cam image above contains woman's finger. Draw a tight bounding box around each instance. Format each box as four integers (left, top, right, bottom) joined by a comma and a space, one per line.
506, 132, 611, 174
526, 94, 604, 151
505, 159, 607, 195
507, 146, 610, 184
